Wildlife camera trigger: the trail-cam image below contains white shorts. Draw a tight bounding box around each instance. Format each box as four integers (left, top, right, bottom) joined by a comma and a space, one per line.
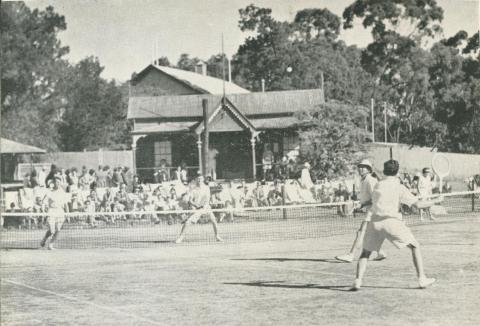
363, 216, 419, 252
46, 210, 65, 231
186, 205, 215, 224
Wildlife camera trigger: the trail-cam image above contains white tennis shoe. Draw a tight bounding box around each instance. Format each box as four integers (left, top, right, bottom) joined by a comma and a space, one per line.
335, 253, 354, 263
351, 279, 362, 291
418, 277, 436, 289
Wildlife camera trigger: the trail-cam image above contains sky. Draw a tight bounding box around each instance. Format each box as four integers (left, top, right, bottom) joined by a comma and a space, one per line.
24, 0, 480, 82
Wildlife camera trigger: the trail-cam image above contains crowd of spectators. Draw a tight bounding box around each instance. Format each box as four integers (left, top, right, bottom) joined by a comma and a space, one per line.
5, 163, 358, 228
5, 161, 476, 229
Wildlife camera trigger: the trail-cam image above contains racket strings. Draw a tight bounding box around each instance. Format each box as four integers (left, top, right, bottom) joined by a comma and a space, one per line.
432, 155, 450, 176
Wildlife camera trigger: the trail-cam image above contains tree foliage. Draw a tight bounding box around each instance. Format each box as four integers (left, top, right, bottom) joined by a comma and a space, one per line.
232, 4, 373, 105
59, 57, 129, 151
295, 101, 369, 179
1, 2, 69, 150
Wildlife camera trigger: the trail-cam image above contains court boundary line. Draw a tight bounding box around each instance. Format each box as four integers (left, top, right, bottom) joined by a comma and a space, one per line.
2, 278, 164, 326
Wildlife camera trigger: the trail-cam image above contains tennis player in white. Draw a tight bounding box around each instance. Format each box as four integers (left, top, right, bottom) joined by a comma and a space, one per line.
352, 160, 442, 291
40, 176, 70, 250
175, 175, 222, 244
418, 167, 436, 221
335, 159, 387, 263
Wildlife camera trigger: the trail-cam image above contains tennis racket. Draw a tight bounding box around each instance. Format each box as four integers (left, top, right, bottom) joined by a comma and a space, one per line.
431, 153, 451, 194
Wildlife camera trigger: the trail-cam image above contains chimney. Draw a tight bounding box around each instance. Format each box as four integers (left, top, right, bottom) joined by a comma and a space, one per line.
195, 62, 207, 76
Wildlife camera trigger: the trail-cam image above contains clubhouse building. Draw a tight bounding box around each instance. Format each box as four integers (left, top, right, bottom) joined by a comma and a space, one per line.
128, 64, 324, 181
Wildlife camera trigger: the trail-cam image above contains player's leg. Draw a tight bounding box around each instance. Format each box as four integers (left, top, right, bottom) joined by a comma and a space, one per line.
48, 218, 64, 250
175, 219, 190, 243
336, 221, 368, 262
207, 212, 223, 242
175, 212, 198, 243
352, 249, 371, 291
426, 207, 436, 221
40, 215, 55, 248
385, 220, 435, 288
40, 229, 52, 248
408, 244, 436, 288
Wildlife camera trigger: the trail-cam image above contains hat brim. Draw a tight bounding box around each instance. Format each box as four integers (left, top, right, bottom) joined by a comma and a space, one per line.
357, 164, 372, 170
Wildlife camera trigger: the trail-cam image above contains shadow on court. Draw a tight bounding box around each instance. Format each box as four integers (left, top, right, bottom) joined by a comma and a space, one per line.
224, 280, 352, 291
230, 257, 343, 263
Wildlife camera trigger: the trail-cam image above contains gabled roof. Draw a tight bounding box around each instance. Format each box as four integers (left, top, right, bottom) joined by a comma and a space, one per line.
128, 89, 324, 120
1, 138, 46, 154
194, 98, 257, 135
133, 64, 250, 95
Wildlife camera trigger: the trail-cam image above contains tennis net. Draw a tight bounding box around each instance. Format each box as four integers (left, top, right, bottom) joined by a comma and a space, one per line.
1, 190, 478, 249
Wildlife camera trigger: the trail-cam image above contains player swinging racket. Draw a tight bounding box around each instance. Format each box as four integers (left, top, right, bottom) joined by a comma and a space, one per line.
40, 176, 70, 250
351, 160, 443, 291
335, 160, 387, 263
175, 175, 223, 244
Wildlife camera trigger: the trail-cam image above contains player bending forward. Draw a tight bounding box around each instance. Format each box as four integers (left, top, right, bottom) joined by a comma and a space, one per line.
352, 160, 442, 291
40, 176, 70, 250
175, 175, 223, 244
335, 159, 387, 263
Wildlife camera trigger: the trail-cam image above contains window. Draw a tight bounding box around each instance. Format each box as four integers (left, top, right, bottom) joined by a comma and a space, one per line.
154, 141, 172, 167
283, 134, 299, 159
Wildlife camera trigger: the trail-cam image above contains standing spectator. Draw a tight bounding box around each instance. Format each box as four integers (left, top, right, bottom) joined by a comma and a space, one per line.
112, 167, 122, 187
45, 164, 59, 186
96, 165, 107, 188
68, 168, 79, 192
79, 169, 91, 191
105, 166, 113, 187
124, 167, 133, 187
262, 144, 274, 181
299, 162, 314, 189
38, 167, 47, 187
88, 169, 97, 189
278, 156, 289, 180
207, 146, 219, 180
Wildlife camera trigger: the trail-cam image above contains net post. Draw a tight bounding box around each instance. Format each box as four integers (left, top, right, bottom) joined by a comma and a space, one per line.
472, 180, 475, 212
281, 184, 287, 219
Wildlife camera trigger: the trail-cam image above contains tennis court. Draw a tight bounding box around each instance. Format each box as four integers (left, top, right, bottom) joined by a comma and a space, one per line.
1, 195, 479, 325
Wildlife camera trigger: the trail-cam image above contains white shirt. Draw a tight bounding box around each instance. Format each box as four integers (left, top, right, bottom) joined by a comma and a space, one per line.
300, 168, 314, 189
190, 184, 211, 208
417, 174, 435, 197
358, 174, 377, 206
45, 188, 69, 211
370, 176, 417, 220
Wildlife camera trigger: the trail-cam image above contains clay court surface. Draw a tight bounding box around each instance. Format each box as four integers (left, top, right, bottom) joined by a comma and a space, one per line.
1, 214, 479, 326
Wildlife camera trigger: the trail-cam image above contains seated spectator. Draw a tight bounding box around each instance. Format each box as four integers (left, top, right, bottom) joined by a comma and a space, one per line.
154, 159, 170, 183
69, 192, 83, 213
114, 183, 130, 212
267, 179, 283, 206
83, 196, 97, 226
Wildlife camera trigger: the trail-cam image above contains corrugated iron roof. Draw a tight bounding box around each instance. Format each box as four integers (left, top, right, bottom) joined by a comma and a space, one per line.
132, 116, 302, 134
151, 65, 250, 95
128, 89, 324, 120
250, 116, 302, 129
132, 121, 198, 134
0, 138, 46, 154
